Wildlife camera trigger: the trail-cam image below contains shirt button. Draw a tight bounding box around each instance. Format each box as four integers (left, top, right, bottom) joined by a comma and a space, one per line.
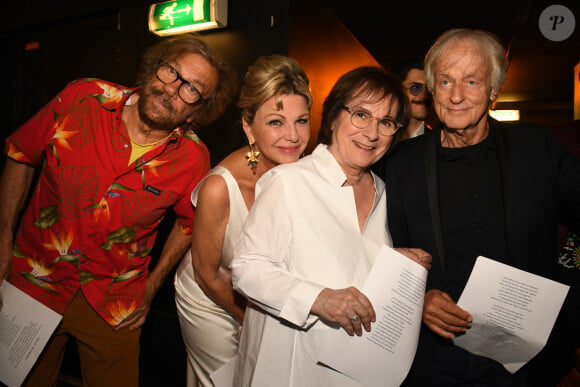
471, 192, 478, 200
124, 144, 129, 149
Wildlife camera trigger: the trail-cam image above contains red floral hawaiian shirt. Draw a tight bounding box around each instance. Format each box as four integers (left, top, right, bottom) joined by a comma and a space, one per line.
5, 78, 210, 326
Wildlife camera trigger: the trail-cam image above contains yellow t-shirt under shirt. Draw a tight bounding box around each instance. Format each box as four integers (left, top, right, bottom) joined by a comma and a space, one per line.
128, 135, 170, 165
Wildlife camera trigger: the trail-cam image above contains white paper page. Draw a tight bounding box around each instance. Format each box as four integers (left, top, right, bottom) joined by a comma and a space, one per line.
318, 245, 428, 387
454, 256, 569, 373
0, 282, 62, 387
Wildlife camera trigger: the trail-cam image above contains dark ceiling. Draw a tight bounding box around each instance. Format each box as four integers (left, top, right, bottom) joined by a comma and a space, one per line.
322, 0, 579, 122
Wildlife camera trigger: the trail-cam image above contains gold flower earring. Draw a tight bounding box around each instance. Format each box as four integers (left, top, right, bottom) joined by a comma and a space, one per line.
246, 142, 260, 175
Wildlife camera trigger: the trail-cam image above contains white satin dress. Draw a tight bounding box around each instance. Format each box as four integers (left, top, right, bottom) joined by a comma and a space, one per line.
174, 166, 248, 387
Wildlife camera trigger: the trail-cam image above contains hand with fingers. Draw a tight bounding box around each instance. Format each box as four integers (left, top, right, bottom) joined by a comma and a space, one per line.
114, 276, 156, 331
395, 247, 432, 270
422, 289, 472, 339
310, 287, 376, 336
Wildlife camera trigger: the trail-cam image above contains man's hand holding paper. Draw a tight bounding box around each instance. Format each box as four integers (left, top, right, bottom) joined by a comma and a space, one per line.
423, 289, 473, 339
451, 256, 569, 373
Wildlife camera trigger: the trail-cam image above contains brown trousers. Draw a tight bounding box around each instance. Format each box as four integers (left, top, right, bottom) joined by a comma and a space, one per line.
24, 290, 141, 387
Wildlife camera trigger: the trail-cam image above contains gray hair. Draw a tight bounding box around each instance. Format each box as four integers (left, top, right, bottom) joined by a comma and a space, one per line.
424, 28, 507, 92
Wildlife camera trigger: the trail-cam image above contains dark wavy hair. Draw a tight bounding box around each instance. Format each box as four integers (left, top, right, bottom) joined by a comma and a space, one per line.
317, 66, 410, 145
136, 33, 239, 129
396, 57, 424, 81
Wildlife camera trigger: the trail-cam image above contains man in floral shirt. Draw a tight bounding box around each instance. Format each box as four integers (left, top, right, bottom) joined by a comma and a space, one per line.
0, 34, 238, 386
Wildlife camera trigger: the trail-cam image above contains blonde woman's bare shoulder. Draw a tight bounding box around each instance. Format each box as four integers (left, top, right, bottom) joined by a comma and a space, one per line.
196, 173, 229, 208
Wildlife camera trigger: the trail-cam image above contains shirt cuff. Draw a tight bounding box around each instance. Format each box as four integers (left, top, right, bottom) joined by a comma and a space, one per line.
279, 281, 324, 328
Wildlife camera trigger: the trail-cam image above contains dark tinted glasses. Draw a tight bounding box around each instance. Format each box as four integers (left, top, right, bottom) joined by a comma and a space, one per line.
407, 82, 427, 96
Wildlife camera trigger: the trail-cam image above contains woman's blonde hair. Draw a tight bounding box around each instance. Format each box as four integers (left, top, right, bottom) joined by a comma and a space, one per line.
238, 55, 312, 125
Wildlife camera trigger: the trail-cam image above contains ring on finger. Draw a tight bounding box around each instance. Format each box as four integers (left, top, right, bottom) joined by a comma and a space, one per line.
351, 315, 361, 323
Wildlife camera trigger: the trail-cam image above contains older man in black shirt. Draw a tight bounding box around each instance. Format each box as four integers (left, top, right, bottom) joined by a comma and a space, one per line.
383, 28, 580, 386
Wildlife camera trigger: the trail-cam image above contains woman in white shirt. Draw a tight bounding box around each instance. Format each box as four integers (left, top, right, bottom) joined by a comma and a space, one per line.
231, 66, 432, 386
174, 55, 312, 386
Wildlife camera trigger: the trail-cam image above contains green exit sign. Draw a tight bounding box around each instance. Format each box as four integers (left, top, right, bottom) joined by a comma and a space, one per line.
148, 0, 228, 36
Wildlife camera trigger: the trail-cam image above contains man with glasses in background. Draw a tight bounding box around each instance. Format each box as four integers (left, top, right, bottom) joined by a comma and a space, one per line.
0, 34, 237, 386
396, 57, 433, 142
371, 58, 432, 177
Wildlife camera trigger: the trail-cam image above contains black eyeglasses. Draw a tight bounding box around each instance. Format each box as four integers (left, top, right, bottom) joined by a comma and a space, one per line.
406, 82, 427, 96
343, 106, 401, 136
155, 62, 206, 105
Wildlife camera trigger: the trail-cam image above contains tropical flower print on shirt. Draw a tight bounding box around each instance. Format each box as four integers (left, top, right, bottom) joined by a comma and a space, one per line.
5, 78, 210, 326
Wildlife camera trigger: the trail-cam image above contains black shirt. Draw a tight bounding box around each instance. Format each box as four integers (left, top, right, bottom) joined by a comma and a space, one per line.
438, 129, 510, 301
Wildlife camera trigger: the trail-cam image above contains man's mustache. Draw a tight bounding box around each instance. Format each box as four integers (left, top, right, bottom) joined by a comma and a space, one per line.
412, 99, 432, 107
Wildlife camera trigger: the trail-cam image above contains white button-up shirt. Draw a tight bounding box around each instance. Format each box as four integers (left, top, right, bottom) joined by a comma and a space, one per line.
231, 144, 392, 386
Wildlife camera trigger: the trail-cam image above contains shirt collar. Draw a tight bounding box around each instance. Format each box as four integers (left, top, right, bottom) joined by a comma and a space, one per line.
311, 144, 349, 187
438, 121, 497, 161
310, 144, 385, 196
410, 122, 426, 138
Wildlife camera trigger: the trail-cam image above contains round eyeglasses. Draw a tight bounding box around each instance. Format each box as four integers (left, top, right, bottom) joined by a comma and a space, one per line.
155, 62, 205, 105
406, 82, 427, 96
343, 106, 401, 136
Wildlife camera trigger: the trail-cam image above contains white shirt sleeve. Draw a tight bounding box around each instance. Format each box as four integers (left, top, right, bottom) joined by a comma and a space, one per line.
231, 170, 324, 328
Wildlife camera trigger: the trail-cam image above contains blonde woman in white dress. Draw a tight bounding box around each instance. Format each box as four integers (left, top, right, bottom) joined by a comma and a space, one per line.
174, 55, 312, 386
